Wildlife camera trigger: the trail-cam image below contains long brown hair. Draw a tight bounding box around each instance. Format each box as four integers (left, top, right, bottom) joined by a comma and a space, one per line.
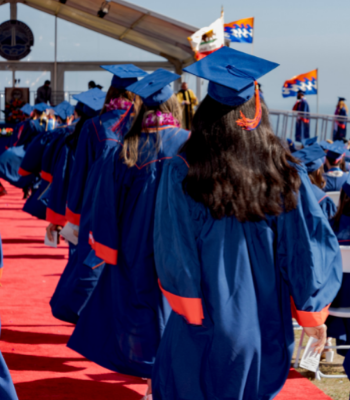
100, 86, 142, 116
122, 94, 182, 167
332, 189, 350, 231
181, 94, 301, 222
308, 165, 326, 189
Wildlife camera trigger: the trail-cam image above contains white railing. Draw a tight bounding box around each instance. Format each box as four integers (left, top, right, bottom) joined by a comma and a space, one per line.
269, 109, 350, 141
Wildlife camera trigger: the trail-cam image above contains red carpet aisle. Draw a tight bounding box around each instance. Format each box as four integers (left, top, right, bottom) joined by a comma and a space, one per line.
0, 182, 331, 400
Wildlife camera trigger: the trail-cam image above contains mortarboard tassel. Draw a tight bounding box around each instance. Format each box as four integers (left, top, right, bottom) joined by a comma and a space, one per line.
236, 81, 262, 131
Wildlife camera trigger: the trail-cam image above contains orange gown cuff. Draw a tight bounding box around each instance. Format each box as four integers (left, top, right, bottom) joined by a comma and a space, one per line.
46, 208, 66, 226
158, 279, 204, 325
18, 167, 31, 176
291, 297, 330, 327
65, 207, 81, 226
41, 170, 53, 183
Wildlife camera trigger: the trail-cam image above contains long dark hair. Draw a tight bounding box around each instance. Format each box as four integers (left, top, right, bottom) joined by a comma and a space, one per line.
309, 165, 326, 189
181, 95, 301, 222
331, 189, 350, 231
122, 94, 182, 167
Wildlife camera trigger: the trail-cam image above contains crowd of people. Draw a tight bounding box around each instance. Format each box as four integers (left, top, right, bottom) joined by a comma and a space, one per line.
0, 47, 349, 400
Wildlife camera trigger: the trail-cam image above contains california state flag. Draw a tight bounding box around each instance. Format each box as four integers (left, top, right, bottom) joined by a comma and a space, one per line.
188, 15, 225, 60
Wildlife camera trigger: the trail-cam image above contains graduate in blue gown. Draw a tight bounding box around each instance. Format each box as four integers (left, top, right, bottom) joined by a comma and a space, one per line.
67, 69, 190, 397
151, 47, 342, 400
324, 143, 349, 192
0, 104, 34, 196
0, 103, 57, 192
20, 102, 77, 219
333, 97, 348, 141
327, 175, 350, 384
65, 65, 146, 226
50, 66, 145, 324
293, 144, 337, 219
293, 90, 310, 142
0, 237, 19, 400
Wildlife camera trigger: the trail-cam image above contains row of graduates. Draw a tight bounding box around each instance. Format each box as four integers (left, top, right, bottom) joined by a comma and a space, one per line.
0, 97, 81, 400
288, 136, 350, 219
0, 48, 346, 400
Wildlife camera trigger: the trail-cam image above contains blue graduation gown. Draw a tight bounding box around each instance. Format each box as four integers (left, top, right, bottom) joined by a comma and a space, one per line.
21, 124, 76, 220
152, 156, 342, 400
0, 146, 38, 189
67, 125, 190, 378
66, 109, 130, 225
333, 107, 347, 141
0, 119, 49, 188
19, 123, 75, 177
310, 184, 337, 219
12, 119, 43, 149
45, 133, 76, 226
46, 128, 82, 323
293, 99, 310, 142
51, 108, 133, 324
327, 215, 350, 375
324, 168, 349, 192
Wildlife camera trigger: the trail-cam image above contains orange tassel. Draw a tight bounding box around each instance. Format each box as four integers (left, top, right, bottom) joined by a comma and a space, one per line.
236, 81, 262, 131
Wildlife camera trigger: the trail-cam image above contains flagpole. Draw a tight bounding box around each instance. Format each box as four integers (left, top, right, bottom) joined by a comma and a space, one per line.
316, 68, 319, 115
251, 18, 254, 55
316, 68, 319, 136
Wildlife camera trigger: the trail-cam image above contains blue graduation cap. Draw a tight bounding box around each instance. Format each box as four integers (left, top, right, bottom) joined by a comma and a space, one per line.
326, 143, 346, 161
100, 64, 147, 90
34, 103, 52, 113
183, 47, 279, 107
339, 97, 346, 102
72, 88, 106, 116
20, 103, 33, 116
126, 68, 180, 107
293, 143, 325, 173
287, 138, 296, 153
319, 140, 332, 151
54, 100, 75, 121
301, 136, 318, 147
343, 174, 350, 197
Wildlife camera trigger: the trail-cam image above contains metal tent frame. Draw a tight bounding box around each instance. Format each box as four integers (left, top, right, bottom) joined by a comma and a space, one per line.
0, 0, 198, 92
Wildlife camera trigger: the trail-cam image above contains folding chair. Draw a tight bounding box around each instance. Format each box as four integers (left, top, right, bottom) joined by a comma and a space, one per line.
327, 191, 341, 206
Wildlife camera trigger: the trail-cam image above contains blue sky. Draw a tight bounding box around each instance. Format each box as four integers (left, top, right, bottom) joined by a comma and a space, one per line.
0, 0, 350, 114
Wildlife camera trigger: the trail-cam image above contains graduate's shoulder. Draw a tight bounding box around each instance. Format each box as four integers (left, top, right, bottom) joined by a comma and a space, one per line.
310, 183, 329, 204
162, 153, 189, 182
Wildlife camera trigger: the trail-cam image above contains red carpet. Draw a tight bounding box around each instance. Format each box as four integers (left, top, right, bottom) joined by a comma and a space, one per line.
0, 182, 332, 399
